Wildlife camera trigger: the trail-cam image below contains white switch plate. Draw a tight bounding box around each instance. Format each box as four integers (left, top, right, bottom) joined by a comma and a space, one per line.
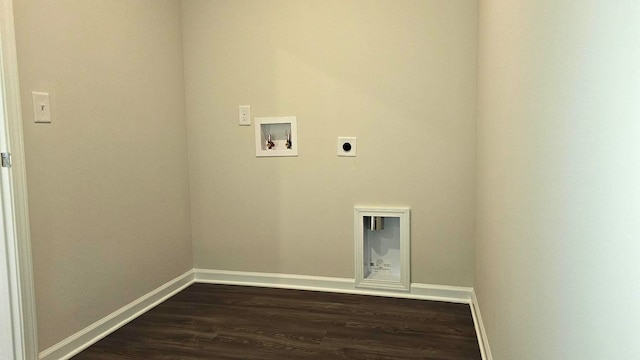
239, 105, 251, 126
338, 137, 357, 157
32, 91, 51, 123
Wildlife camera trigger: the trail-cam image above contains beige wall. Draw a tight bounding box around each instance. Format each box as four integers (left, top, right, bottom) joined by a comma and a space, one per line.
14, 0, 478, 352
182, 0, 477, 285
13, 0, 192, 350
12, 0, 640, 356
476, 0, 640, 358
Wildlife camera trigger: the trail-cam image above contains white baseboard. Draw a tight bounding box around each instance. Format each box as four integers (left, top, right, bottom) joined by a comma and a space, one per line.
471, 289, 493, 360
194, 268, 472, 304
39, 269, 195, 360
39, 269, 475, 360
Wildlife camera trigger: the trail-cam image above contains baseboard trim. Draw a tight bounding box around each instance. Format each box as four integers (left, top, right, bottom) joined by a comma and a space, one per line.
39, 269, 195, 360
39, 269, 475, 360
471, 289, 493, 360
193, 268, 472, 304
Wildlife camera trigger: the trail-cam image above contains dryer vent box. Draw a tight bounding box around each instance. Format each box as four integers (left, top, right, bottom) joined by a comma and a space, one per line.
354, 206, 410, 292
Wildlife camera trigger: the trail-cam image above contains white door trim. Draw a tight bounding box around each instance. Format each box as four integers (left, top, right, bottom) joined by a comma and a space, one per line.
0, 0, 39, 358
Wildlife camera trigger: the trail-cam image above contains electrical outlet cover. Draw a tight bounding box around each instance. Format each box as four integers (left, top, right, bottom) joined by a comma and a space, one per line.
239, 105, 251, 126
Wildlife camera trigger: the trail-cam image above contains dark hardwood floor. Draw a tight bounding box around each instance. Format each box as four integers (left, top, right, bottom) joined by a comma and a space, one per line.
72, 283, 481, 360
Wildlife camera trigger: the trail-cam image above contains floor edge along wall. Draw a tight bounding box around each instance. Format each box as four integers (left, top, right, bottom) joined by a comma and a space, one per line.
39, 269, 490, 360
38, 270, 195, 360
471, 289, 493, 360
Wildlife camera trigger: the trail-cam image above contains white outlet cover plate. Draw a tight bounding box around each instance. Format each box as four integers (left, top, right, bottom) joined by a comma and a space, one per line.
238, 105, 251, 126
338, 137, 357, 157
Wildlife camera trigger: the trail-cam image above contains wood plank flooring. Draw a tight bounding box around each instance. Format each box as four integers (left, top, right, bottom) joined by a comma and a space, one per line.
72, 284, 481, 360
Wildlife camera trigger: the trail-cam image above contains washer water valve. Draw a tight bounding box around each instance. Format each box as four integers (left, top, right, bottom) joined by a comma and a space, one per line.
285, 132, 292, 149
266, 134, 275, 150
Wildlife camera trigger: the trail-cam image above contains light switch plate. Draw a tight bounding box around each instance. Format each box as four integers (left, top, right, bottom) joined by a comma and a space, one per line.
338, 137, 357, 157
32, 91, 51, 123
